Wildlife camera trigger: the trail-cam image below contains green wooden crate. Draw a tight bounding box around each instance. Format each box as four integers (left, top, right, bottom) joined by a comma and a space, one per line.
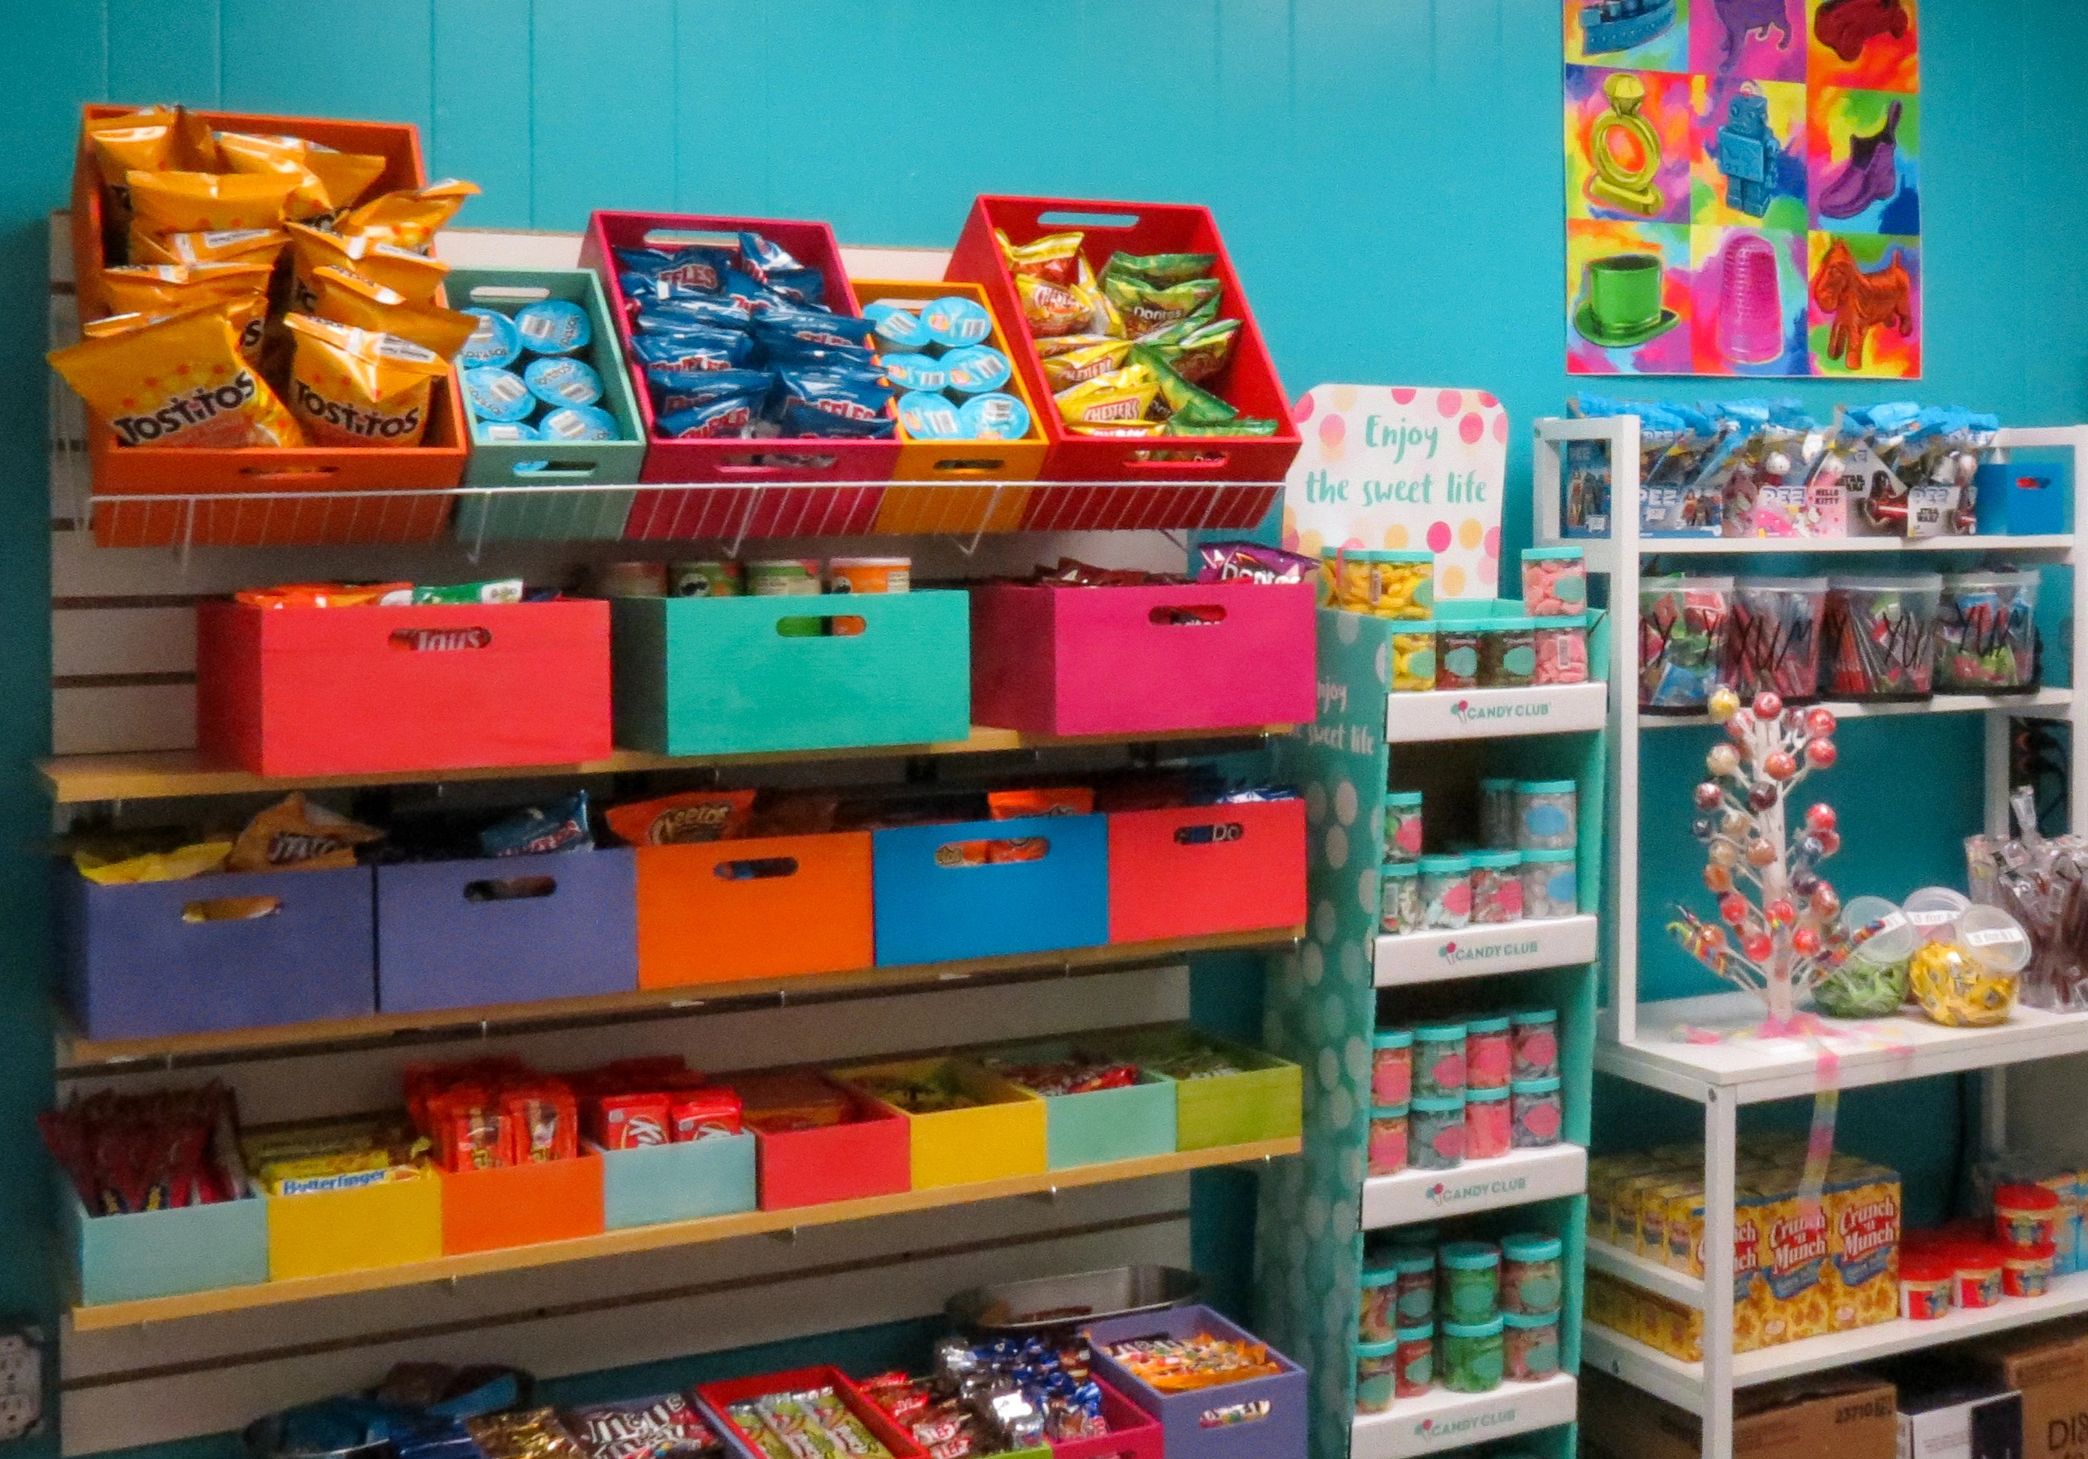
983, 1039, 1179, 1169
611, 591, 971, 756
448, 266, 645, 540
1097, 1027, 1303, 1151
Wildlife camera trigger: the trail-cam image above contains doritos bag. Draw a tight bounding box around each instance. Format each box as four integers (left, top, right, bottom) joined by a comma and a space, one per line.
286, 222, 448, 309
127, 169, 298, 238
310, 267, 475, 359
335, 179, 479, 252
282, 313, 449, 447
49, 303, 303, 448
216, 132, 388, 222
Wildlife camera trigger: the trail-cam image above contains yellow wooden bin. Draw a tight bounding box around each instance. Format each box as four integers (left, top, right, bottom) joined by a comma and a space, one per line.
262, 1172, 444, 1281
856, 279, 1047, 533
831, 1056, 1047, 1189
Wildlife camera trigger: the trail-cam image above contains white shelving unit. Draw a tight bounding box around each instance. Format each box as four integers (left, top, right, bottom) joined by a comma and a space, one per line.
1374, 917, 1601, 987
1532, 417, 2088, 1459
1351, 1373, 1579, 1459
1361, 1145, 1589, 1228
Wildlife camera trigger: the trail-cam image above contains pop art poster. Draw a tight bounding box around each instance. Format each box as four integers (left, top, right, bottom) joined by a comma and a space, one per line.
1563, 0, 1919, 377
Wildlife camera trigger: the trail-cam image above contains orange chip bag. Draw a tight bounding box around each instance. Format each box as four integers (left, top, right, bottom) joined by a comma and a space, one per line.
995, 228, 1085, 285
85, 296, 268, 369
282, 313, 450, 448
233, 582, 412, 608
216, 132, 388, 221
310, 267, 475, 359
228, 792, 384, 872
101, 262, 274, 364
286, 222, 449, 309
49, 302, 303, 449
84, 106, 178, 193
604, 791, 755, 846
336, 179, 479, 252
131, 226, 289, 269
171, 106, 224, 170
127, 169, 299, 238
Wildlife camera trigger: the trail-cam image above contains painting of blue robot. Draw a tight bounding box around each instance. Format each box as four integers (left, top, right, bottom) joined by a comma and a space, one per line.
1717, 88, 1784, 216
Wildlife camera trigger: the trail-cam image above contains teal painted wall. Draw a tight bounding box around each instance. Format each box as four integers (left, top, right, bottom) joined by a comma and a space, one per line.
4, 1, 2088, 1451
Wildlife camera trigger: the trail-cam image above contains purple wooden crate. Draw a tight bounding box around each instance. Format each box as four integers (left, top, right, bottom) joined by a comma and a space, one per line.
1082, 1305, 1307, 1459
376, 849, 636, 1013
59, 863, 376, 1039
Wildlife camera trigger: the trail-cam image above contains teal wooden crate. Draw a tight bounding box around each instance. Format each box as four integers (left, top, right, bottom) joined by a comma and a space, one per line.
65, 1178, 268, 1306
448, 266, 645, 540
1097, 1027, 1303, 1151
612, 591, 971, 756
984, 1040, 1179, 1169
596, 1133, 757, 1229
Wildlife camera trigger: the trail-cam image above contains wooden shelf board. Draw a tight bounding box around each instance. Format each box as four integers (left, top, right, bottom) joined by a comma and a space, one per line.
66, 1136, 1300, 1330
56, 925, 1305, 1069
41, 725, 1298, 805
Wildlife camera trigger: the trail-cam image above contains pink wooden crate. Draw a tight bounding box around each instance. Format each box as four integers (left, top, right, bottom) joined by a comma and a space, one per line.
969, 581, 1316, 737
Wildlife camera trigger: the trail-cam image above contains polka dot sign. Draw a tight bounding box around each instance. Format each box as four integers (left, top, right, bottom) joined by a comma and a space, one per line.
1283, 385, 1510, 603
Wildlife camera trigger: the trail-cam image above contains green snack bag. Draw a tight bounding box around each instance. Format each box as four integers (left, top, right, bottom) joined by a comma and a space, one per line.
1166, 415, 1279, 437
1156, 317, 1242, 384
1102, 273, 1223, 340
1130, 343, 1237, 428
1102, 250, 1219, 289
411, 578, 525, 604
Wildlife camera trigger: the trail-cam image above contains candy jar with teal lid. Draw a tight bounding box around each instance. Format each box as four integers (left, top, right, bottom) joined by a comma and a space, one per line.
1371, 1028, 1414, 1105
1534, 613, 1591, 685
1464, 1085, 1512, 1158
1418, 854, 1473, 929
1438, 1240, 1501, 1323
1373, 549, 1436, 620
1479, 776, 1519, 849
1512, 1076, 1564, 1147
1519, 848, 1579, 919
1514, 780, 1578, 850
1522, 545, 1587, 617
1468, 850, 1523, 924
1368, 1103, 1409, 1176
1479, 615, 1539, 688
1385, 1244, 1436, 1325
1392, 618, 1438, 692
1384, 790, 1424, 864
1439, 1315, 1506, 1393
1409, 1095, 1465, 1170
1358, 1261, 1401, 1343
1500, 1233, 1564, 1314
1354, 1339, 1399, 1413
1413, 1022, 1468, 1097
1465, 1015, 1513, 1090
1511, 1008, 1560, 1080
1436, 617, 1484, 690
1381, 862, 1424, 934
1395, 1322, 1435, 1397
1503, 1309, 1561, 1380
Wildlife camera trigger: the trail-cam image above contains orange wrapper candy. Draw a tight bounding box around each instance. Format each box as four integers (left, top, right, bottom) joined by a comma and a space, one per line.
336, 179, 479, 251
49, 302, 303, 449
282, 313, 450, 448
310, 267, 475, 359
127, 169, 299, 238
215, 131, 388, 221
286, 222, 449, 309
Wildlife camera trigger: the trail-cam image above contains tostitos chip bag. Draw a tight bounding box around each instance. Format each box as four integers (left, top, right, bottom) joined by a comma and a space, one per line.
310, 267, 475, 359
131, 226, 289, 270
286, 223, 448, 310
995, 228, 1085, 285
127, 169, 299, 239
100, 261, 274, 364
335, 179, 479, 251
83, 107, 178, 230
282, 314, 450, 448
215, 132, 388, 222
50, 303, 303, 449
85, 298, 268, 371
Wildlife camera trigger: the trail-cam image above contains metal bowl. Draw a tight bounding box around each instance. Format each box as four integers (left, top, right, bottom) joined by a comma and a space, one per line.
945, 1265, 1199, 1336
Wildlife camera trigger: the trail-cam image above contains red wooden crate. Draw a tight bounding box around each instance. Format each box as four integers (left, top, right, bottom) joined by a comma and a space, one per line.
721, 1073, 912, 1211
697, 1368, 924, 1459
1049, 1380, 1165, 1459
195, 599, 612, 775
969, 581, 1317, 737
580, 210, 896, 538
69, 105, 466, 545
947, 194, 1300, 484
1108, 800, 1306, 944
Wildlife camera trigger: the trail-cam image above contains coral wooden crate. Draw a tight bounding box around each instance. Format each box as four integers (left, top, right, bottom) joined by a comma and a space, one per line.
196, 599, 612, 775
947, 194, 1301, 484
437, 1154, 603, 1255
260, 1171, 442, 1280
831, 1057, 1048, 1189
970, 581, 1316, 737
697, 1369, 924, 1459
1107, 799, 1306, 943
634, 833, 873, 988
721, 1072, 911, 1211
69, 106, 466, 546
581, 210, 895, 539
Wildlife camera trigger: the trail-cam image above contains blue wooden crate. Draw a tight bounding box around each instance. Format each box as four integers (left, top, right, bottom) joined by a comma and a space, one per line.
66, 1177, 267, 1306
871, 813, 1108, 966
597, 1134, 758, 1229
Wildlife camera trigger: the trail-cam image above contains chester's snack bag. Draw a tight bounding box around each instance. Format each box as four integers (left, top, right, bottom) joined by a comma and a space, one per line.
49, 303, 303, 449
283, 313, 450, 448
1016, 272, 1116, 339
995, 228, 1085, 285
215, 131, 388, 221
131, 226, 289, 270
335, 179, 479, 251
1054, 364, 1159, 426
604, 790, 756, 846
286, 223, 449, 309
127, 169, 299, 239
1041, 337, 1134, 391
310, 267, 475, 359
228, 793, 384, 872
99, 261, 274, 364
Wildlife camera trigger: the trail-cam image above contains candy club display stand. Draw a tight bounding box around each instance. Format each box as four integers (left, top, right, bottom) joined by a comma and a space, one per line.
1533, 417, 2088, 1459
1255, 608, 1608, 1459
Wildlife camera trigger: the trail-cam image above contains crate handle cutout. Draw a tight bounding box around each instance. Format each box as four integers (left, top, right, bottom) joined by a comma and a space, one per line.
181, 895, 280, 923
236, 464, 340, 481
716, 454, 840, 476
389, 626, 492, 652
934, 836, 1050, 867
508, 460, 606, 480
1125, 448, 1231, 472
1149, 604, 1227, 626
712, 856, 800, 881
1172, 820, 1246, 847
1198, 1399, 1271, 1429
464, 875, 556, 902
642, 228, 740, 250
1038, 208, 1142, 229
774, 615, 866, 637
467, 285, 552, 305
930, 455, 1011, 475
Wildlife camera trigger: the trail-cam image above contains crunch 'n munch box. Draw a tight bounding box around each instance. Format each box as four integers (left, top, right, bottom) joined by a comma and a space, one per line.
1826, 1157, 1902, 1332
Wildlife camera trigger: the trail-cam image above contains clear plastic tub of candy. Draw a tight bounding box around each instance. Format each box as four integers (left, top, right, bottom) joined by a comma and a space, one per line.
1823, 573, 1941, 702
1813, 894, 1915, 1018
1640, 574, 1731, 713
1720, 577, 1827, 704
1937, 570, 2039, 695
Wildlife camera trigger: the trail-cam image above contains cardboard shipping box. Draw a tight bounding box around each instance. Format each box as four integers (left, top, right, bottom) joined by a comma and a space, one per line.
1970, 1321, 2088, 1459
1875, 1354, 2024, 1459
1580, 1370, 1898, 1459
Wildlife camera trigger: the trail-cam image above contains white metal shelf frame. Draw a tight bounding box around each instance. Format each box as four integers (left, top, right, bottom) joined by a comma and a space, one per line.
1532, 417, 2088, 1459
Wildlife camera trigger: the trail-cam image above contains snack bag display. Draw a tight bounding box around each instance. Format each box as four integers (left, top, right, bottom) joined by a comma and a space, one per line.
603, 790, 755, 846
282, 313, 450, 447
48, 303, 304, 449
336, 179, 480, 251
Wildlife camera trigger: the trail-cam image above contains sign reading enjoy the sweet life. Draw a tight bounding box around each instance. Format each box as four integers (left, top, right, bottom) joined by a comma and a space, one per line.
1282, 385, 1508, 601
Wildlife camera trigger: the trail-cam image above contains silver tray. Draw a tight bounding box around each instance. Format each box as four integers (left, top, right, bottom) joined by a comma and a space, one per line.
945, 1265, 1199, 1335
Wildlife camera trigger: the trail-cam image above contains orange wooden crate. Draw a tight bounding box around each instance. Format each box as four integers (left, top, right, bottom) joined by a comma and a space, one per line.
69, 105, 465, 545
437, 1154, 603, 1255
635, 832, 875, 989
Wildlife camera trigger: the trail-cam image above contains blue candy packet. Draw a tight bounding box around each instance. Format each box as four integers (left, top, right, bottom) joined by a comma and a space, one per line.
615, 243, 736, 294
648, 366, 774, 417
479, 790, 592, 858
630, 326, 757, 372
735, 232, 826, 307
632, 292, 754, 334
658, 392, 766, 439
752, 306, 874, 353
772, 364, 896, 438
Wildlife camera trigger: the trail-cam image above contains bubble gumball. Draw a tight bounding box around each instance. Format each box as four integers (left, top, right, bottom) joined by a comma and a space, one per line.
1806, 803, 1837, 833
1708, 743, 1741, 777
1709, 686, 1741, 723
1695, 781, 1724, 811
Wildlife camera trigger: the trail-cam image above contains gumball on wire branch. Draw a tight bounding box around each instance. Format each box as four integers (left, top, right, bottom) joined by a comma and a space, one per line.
1666, 687, 1860, 1023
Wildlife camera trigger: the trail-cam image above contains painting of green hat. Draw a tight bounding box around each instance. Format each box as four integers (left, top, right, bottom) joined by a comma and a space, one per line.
1574, 251, 1681, 349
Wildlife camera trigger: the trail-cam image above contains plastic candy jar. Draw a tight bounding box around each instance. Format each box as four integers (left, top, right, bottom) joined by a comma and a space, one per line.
1469, 851, 1523, 924
1511, 1009, 1560, 1081
1995, 1183, 2061, 1251
1955, 1244, 2004, 1309
1371, 1029, 1414, 1105
1358, 1263, 1400, 1344
1381, 863, 1424, 934
1937, 570, 2039, 693
1439, 1316, 1505, 1393
1533, 614, 1590, 685
1522, 546, 1587, 617
1419, 855, 1473, 929
1515, 781, 1578, 850
1413, 1023, 1468, 1098
1812, 895, 1915, 1018
1465, 1087, 1512, 1159
1373, 551, 1435, 620
1721, 576, 1828, 704
1465, 1016, 1513, 1090
1519, 849, 1578, 918
1392, 620, 1438, 692
1479, 777, 1519, 849
1410, 1096, 1465, 1170
1395, 1323, 1435, 1398
1503, 1310, 1561, 1381
1822, 573, 1942, 701
1368, 1105, 1409, 1176
1480, 617, 1538, 688
1387, 1245, 1435, 1325
1639, 573, 1730, 713
1354, 1340, 1398, 1414
1438, 1241, 1501, 1323
1500, 1233, 1564, 1314
1899, 1253, 1954, 1320
1512, 1078, 1563, 1147
1384, 790, 1424, 864
1437, 620, 1483, 690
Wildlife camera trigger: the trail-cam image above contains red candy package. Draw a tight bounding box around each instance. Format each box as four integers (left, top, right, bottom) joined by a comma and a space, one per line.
39, 1082, 243, 1214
